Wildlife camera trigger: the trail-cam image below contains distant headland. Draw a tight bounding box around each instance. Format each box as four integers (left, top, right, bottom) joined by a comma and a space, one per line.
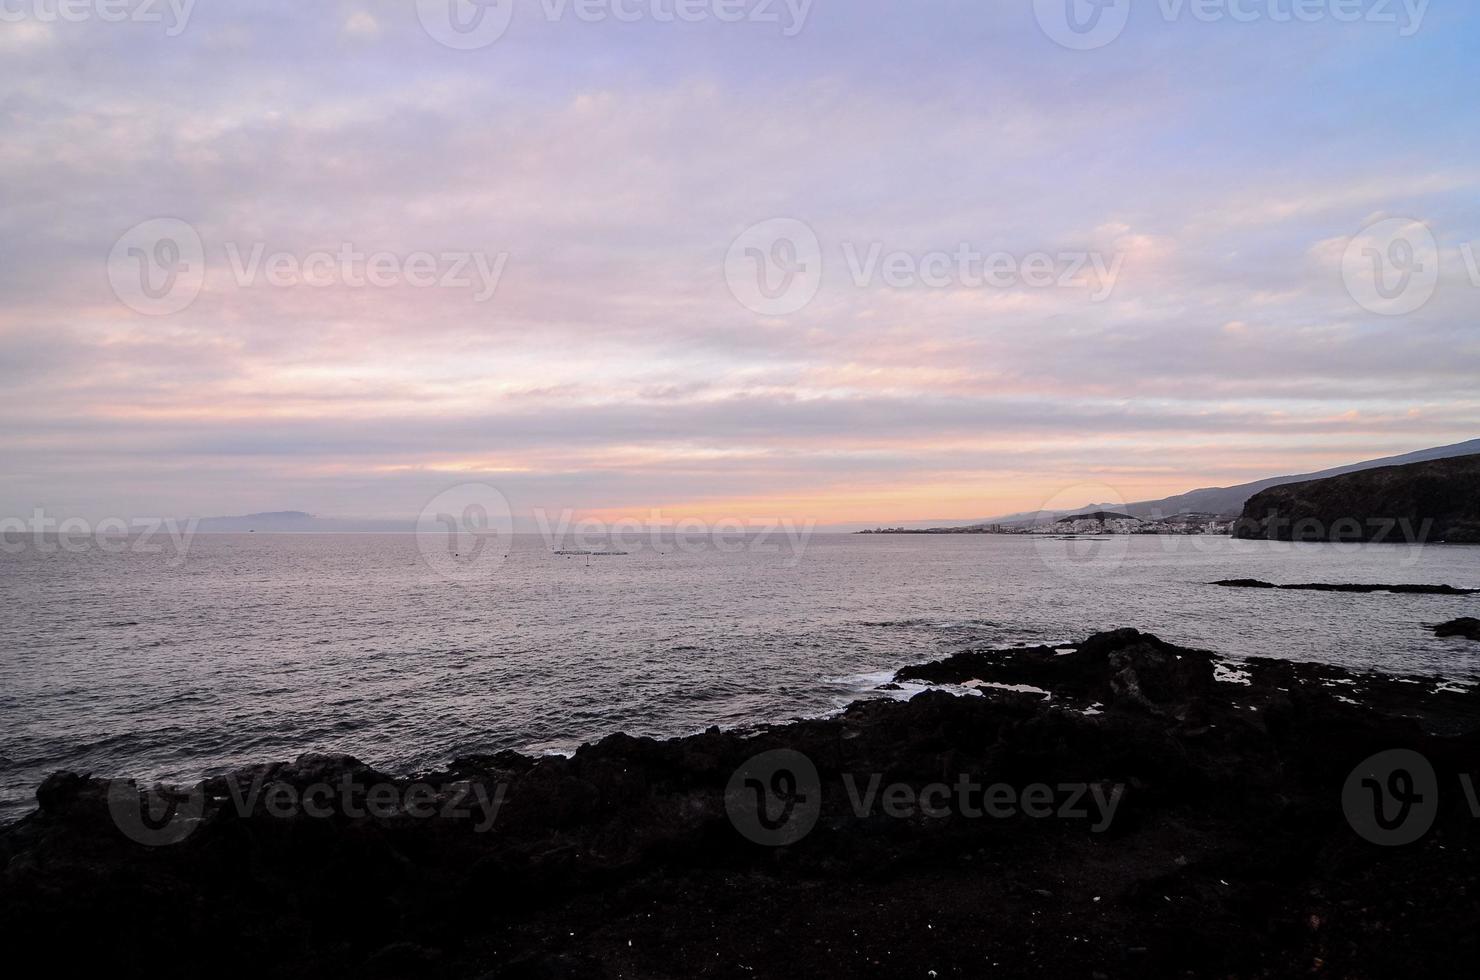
859, 438, 1480, 537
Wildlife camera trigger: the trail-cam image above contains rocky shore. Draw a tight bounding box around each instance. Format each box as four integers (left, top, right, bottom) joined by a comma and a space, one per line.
4, 629, 1480, 978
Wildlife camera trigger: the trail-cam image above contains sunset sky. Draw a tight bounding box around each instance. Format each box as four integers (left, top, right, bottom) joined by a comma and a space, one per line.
3, 1, 1479, 527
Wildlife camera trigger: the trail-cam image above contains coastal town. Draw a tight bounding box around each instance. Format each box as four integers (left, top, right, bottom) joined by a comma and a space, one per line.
862, 511, 1236, 536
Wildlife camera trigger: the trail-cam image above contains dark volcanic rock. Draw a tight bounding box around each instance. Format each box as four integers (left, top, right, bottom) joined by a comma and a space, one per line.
1212, 578, 1277, 589
35, 770, 86, 812
3, 629, 1479, 979
1213, 580, 1478, 595
1436, 617, 1480, 641
895, 627, 1219, 717
1232, 452, 1480, 542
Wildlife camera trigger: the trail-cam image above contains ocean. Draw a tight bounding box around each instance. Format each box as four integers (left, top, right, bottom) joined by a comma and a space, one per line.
2, 531, 1477, 822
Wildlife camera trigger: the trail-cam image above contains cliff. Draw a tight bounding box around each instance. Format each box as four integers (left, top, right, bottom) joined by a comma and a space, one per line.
1233, 453, 1480, 543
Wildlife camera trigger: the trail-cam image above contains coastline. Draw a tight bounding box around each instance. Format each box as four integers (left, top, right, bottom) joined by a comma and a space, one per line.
5, 629, 1480, 977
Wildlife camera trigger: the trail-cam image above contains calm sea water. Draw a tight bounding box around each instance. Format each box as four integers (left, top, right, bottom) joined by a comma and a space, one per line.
2, 532, 1478, 822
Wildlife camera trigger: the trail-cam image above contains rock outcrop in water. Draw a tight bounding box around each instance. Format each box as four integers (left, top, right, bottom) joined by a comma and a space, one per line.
1436, 618, 1480, 641
1212, 580, 1478, 595
2, 629, 1478, 978
1232, 453, 1480, 543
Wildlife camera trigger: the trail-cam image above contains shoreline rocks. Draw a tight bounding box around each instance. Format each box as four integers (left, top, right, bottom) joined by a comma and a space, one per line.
3, 629, 1479, 978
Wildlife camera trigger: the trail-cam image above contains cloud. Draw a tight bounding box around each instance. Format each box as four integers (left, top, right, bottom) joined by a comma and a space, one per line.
343, 12, 381, 38
0, 20, 53, 49
2, 2, 1479, 521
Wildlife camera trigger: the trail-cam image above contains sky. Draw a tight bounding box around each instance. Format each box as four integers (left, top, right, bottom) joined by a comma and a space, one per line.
2, 0, 1479, 528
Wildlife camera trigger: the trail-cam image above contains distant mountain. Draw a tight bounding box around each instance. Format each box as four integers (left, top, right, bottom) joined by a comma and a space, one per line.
1233, 453, 1480, 543
1111, 438, 1480, 521
977, 438, 1480, 528
194, 512, 414, 533
1055, 511, 1133, 523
